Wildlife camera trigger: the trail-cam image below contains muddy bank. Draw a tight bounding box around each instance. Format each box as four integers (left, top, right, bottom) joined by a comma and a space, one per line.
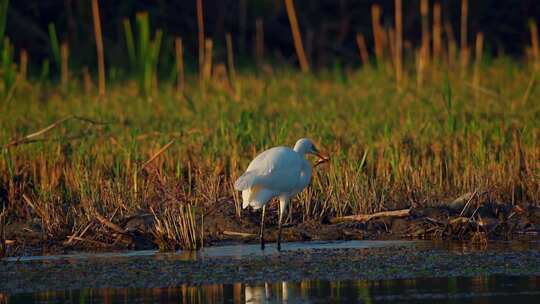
2, 192, 540, 256
2, 241, 540, 294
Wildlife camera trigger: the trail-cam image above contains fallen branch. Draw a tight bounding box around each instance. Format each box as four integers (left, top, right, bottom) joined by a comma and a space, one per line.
222, 230, 256, 237
330, 208, 410, 224
3, 115, 110, 148
64, 221, 94, 245
95, 212, 127, 234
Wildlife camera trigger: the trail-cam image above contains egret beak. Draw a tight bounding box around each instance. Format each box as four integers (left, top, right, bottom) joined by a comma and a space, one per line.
312, 147, 330, 167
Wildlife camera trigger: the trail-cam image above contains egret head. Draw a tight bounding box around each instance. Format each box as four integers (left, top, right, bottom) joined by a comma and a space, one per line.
293, 138, 329, 162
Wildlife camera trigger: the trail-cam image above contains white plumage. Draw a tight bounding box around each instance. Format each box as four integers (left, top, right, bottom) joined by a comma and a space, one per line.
234, 138, 327, 250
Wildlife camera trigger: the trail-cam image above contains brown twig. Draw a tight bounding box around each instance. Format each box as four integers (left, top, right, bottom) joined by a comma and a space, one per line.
3, 116, 109, 148
223, 230, 255, 238
330, 208, 410, 224
140, 139, 175, 172
95, 211, 127, 235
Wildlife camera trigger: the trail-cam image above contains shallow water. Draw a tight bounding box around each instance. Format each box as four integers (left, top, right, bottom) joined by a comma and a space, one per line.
5, 275, 540, 303
2, 240, 415, 262
3, 240, 540, 303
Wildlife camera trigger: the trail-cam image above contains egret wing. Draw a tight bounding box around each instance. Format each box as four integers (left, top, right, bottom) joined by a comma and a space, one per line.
235, 147, 303, 192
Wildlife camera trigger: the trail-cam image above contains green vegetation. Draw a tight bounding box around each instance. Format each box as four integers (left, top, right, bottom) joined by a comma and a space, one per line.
1, 58, 539, 251
0, 0, 539, 252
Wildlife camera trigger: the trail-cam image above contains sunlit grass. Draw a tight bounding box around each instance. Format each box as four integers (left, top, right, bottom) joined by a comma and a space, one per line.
1, 58, 539, 249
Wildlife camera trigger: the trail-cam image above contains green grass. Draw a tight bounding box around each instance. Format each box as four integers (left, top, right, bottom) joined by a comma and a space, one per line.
0, 57, 539, 249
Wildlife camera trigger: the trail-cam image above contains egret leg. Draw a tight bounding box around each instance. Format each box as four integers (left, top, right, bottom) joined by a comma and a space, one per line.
260, 205, 266, 250
277, 196, 288, 251
277, 214, 283, 251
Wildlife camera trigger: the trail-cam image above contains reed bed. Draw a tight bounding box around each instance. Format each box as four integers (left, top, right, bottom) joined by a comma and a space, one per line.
1, 61, 539, 250
0, 0, 539, 252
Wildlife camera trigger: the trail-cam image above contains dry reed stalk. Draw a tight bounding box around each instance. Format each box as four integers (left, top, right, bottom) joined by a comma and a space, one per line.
229, 179, 241, 218
420, 0, 430, 63
140, 139, 175, 172
255, 18, 264, 68
416, 48, 424, 87
432, 1, 442, 62
196, 0, 205, 75
460, 0, 469, 74
460, 0, 468, 51
371, 4, 383, 64
202, 38, 213, 81
395, 0, 403, 87
91, 0, 106, 96
473, 32, 484, 100
284, 0, 309, 72
19, 49, 28, 82
82, 66, 93, 93
387, 28, 396, 68
416, 0, 430, 87
355, 33, 369, 66
418, 0, 429, 87
529, 20, 539, 69
60, 42, 69, 87
445, 20, 457, 66
225, 32, 236, 84
174, 37, 185, 94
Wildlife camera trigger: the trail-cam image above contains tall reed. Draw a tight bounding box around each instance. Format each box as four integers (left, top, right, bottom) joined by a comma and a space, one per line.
196, 0, 205, 75
91, 0, 106, 96
394, 0, 403, 88
432, 1, 442, 61
355, 33, 369, 66
175, 37, 184, 94
124, 13, 163, 95
0, 0, 8, 47
460, 0, 470, 74
48, 23, 61, 72
255, 18, 264, 68
371, 4, 383, 64
529, 20, 539, 69
284, 0, 309, 72
19, 49, 28, 82
1, 37, 16, 97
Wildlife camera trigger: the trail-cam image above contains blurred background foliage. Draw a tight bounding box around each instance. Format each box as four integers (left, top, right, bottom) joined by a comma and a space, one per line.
6, 0, 540, 73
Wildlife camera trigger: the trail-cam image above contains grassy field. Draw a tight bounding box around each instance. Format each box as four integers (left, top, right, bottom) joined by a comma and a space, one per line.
1, 56, 539, 251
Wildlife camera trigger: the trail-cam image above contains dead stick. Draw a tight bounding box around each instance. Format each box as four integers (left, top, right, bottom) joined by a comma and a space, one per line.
95, 212, 127, 234
330, 209, 410, 224
223, 230, 256, 237
140, 139, 175, 172
4, 115, 108, 148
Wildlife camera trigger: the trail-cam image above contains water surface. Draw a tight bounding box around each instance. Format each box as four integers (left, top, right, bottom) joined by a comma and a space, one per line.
5, 275, 540, 303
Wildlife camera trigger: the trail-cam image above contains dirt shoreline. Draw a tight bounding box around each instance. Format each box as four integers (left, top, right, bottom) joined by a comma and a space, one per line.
2, 195, 540, 257
2, 242, 540, 294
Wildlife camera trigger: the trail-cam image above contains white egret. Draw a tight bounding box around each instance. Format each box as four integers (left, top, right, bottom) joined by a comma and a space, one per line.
234, 138, 328, 250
